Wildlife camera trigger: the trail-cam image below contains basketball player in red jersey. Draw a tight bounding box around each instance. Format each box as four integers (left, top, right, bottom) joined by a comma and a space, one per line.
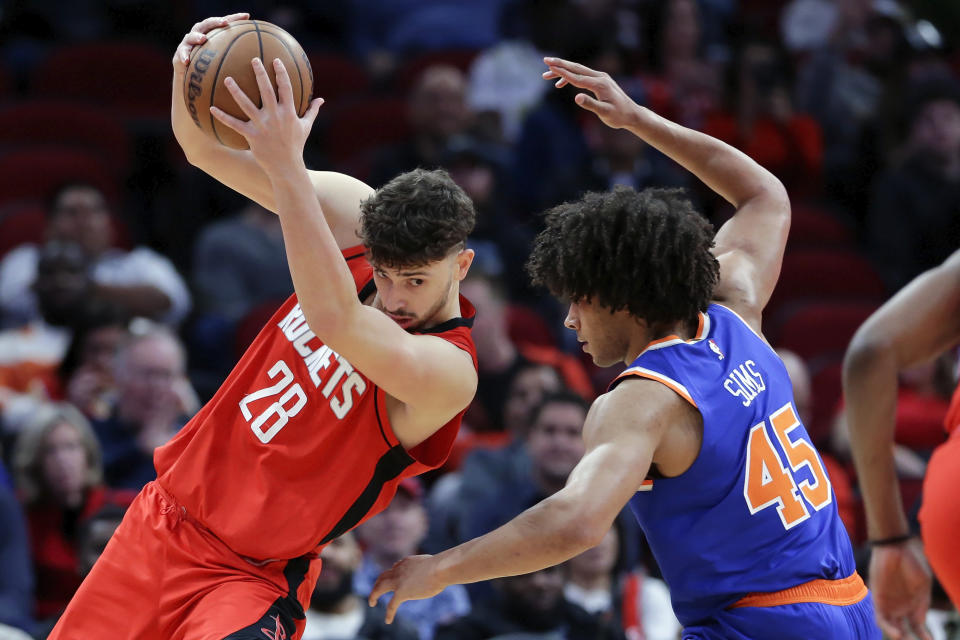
844, 249, 960, 640
48, 14, 478, 640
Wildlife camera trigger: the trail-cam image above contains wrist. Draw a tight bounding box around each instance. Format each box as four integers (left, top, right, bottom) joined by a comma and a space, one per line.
868, 533, 915, 547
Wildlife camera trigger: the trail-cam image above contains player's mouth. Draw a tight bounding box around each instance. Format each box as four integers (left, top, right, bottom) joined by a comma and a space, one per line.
388, 314, 415, 328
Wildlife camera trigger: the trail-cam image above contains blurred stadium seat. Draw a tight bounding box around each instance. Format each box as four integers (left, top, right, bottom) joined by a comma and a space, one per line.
0, 148, 119, 207
322, 97, 410, 167
0, 201, 46, 258
307, 52, 371, 103
0, 100, 133, 174
30, 42, 170, 120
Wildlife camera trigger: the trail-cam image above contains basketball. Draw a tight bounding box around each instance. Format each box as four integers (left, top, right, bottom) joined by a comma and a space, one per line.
182, 19, 314, 149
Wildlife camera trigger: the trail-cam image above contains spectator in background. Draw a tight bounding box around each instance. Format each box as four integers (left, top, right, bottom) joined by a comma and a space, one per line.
347, 0, 505, 80
356, 478, 470, 640
192, 201, 293, 324
302, 531, 418, 640
867, 79, 960, 292
369, 65, 473, 188
425, 364, 562, 553
565, 523, 680, 640
11, 403, 134, 623
460, 269, 591, 433
59, 310, 131, 422
435, 562, 626, 640
75, 502, 127, 578
776, 349, 859, 544
640, 0, 722, 131
190, 201, 293, 376
703, 39, 823, 197
0, 482, 34, 636
0, 182, 191, 329
90, 324, 197, 490
464, 391, 589, 546
0, 242, 90, 436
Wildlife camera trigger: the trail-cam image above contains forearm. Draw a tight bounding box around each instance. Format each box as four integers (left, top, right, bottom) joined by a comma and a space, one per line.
171, 68, 214, 164
268, 167, 361, 333
624, 105, 783, 207
843, 343, 909, 539
434, 493, 595, 586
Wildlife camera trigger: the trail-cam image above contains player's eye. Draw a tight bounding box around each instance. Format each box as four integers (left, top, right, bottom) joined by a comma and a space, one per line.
410, 279, 425, 287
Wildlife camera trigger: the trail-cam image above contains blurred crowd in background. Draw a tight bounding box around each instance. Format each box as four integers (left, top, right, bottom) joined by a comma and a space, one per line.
0, 0, 959, 638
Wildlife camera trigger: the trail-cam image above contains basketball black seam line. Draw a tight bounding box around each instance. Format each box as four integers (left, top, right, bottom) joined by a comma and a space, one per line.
258, 31, 305, 112
252, 20, 264, 109
255, 23, 308, 111
207, 27, 258, 145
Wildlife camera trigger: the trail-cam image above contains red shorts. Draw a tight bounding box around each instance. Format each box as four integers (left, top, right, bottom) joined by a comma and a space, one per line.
919, 428, 960, 607
48, 482, 322, 640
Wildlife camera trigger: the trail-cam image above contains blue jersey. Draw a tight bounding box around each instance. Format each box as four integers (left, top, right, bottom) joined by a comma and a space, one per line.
615, 304, 857, 627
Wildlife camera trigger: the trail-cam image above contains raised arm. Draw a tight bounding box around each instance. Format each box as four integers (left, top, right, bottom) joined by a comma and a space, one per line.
210, 57, 476, 448
171, 15, 371, 249
842, 249, 960, 640
543, 58, 790, 330
368, 378, 680, 623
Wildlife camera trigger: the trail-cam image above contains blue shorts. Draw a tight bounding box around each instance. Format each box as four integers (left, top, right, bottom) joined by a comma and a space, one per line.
682, 592, 880, 640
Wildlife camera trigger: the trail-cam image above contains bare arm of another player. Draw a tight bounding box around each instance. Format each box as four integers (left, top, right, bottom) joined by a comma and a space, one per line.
543, 58, 790, 331
368, 379, 678, 623
212, 58, 476, 448
170, 15, 372, 249
843, 249, 960, 640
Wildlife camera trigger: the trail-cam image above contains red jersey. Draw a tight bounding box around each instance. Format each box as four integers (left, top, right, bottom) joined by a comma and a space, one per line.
154, 246, 476, 560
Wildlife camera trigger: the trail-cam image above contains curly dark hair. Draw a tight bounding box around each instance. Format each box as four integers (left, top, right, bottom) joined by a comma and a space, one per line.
359, 168, 476, 268
526, 186, 719, 326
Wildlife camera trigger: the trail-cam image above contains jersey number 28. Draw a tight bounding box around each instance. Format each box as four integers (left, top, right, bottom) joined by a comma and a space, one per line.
743, 402, 832, 530
238, 359, 307, 443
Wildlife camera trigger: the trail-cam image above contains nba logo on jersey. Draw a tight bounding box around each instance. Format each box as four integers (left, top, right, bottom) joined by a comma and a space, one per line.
709, 339, 724, 360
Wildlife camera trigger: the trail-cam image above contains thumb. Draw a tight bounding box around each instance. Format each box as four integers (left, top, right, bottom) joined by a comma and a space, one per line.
302, 97, 324, 125
574, 93, 608, 115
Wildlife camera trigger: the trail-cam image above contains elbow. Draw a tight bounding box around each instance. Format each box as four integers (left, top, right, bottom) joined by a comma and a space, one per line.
842, 329, 891, 385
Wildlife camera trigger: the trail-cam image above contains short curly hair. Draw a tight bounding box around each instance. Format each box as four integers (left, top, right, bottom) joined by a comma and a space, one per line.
359, 169, 476, 268
526, 186, 719, 326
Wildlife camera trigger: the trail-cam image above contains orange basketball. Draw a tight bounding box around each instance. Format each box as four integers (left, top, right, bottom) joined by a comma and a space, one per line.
182, 19, 314, 149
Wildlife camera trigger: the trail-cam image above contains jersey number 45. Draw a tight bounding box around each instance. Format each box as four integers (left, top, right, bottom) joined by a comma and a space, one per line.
743, 402, 832, 530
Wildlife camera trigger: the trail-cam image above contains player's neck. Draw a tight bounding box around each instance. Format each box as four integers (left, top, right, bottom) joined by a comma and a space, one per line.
625, 315, 700, 362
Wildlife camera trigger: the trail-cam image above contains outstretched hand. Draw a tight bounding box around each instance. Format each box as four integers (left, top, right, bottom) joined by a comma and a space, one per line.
869, 540, 933, 640
210, 57, 323, 173
368, 554, 445, 624
542, 57, 641, 130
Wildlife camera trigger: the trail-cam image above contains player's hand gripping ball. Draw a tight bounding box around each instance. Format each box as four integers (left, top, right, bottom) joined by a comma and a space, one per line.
183, 19, 314, 149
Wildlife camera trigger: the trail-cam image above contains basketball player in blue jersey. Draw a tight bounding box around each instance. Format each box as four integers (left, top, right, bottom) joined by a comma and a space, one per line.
371, 57, 880, 639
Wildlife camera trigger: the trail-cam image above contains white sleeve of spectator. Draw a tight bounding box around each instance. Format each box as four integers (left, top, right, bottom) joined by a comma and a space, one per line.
97, 248, 193, 325
0, 246, 40, 327
642, 577, 682, 640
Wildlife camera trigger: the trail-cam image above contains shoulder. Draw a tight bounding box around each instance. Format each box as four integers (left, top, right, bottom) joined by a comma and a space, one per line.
586, 379, 691, 444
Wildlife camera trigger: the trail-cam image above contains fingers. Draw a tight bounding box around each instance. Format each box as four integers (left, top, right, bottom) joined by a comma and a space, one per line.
909, 607, 933, 640
303, 97, 325, 126
223, 12, 250, 22
252, 57, 277, 107
272, 58, 293, 106
385, 594, 401, 625
574, 92, 609, 115
544, 57, 602, 77
875, 611, 904, 640
210, 102, 251, 138
176, 32, 207, 65
223, 76, 260, 119
543, 65, 605, 93
369, 573, 392, 607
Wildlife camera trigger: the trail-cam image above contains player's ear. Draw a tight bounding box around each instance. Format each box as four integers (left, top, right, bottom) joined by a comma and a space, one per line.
454, 248, 475, 281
